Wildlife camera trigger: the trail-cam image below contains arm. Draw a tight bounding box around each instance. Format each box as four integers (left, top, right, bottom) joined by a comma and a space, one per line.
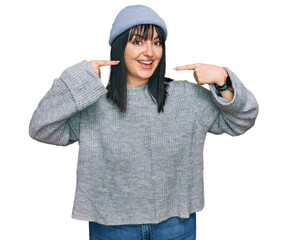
208, 66, 259, 135
185, 67, 259, 136
29, 60, 108, 146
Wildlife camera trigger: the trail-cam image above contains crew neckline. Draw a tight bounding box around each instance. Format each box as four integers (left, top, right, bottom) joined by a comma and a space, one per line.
127, 82, 148, 90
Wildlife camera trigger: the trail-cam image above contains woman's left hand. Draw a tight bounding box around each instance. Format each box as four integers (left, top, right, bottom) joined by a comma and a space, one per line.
174, 63, 228, 86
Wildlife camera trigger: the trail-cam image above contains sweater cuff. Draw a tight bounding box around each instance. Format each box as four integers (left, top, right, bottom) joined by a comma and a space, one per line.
208, 67, 247, 113
60, 60, 108, 111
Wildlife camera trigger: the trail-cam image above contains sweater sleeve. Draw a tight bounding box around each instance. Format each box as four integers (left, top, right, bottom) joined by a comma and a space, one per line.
29, 60, 108, 146
186, 67, 259, 136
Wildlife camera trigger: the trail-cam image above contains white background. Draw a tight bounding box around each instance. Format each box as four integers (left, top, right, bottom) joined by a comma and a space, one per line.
1, 0, 287, 239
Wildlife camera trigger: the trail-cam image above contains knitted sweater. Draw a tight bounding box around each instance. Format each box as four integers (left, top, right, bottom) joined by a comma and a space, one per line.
29, 60, 259, 225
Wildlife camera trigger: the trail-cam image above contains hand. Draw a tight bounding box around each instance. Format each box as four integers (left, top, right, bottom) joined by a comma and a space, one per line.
174, 63, 228, 86
88, 60, 120, 78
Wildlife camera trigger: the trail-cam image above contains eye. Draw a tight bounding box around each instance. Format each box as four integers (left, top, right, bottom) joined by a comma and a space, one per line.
133, 40, 142, 45
154, 41, 162, 46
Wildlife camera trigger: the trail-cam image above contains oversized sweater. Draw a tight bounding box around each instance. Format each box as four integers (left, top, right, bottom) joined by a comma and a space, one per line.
29, 60, 259, 225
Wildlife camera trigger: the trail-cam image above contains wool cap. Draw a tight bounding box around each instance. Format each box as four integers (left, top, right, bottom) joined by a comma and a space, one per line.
109, 5, 168, 46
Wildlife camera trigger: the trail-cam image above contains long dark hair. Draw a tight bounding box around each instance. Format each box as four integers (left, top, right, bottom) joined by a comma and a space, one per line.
106, 24, 173, 113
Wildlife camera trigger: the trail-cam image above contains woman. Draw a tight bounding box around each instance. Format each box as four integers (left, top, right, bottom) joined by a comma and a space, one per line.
29, 5, 259, 240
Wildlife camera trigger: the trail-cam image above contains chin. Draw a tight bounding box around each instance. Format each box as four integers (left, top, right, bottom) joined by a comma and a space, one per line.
137, 70, 155, 80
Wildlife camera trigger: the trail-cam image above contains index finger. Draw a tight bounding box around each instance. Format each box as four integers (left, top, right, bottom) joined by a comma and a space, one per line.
174, 64, 198, 71
93, 60, 120, 66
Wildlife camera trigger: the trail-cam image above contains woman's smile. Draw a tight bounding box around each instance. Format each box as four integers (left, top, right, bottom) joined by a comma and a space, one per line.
137, 60, 154, 69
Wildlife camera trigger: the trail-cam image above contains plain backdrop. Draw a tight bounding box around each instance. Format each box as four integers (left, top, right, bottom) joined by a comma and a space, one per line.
1, 0, 287, 239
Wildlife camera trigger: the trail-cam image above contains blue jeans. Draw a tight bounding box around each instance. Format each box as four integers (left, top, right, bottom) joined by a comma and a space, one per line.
89, 212, 196, 240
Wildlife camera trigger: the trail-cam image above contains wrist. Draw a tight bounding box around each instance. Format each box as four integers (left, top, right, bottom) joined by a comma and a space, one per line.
214, 74, 232, 92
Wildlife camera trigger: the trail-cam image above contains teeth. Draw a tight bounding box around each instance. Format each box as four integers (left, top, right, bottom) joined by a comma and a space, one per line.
138, 61, 153, 65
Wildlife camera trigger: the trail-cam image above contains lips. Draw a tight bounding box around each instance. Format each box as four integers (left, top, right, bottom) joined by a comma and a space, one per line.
137, 60, 154, 69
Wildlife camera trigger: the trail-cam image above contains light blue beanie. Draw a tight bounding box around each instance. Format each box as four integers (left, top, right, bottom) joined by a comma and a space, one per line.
109, 5, 168, 46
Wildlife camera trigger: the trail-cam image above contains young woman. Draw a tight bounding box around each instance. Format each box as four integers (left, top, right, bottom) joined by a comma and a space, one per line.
29, 5, 259, 240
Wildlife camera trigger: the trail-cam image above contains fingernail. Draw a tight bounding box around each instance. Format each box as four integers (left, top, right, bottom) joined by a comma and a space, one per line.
174, 67, 178, 70
115, 61, 120, 63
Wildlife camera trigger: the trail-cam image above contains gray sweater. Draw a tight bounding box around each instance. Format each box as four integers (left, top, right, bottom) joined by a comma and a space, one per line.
29, 60, 259, 225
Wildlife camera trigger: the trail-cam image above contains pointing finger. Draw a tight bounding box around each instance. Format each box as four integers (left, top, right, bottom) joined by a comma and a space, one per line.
174, 64, 198, 71
91, 60, 120, 67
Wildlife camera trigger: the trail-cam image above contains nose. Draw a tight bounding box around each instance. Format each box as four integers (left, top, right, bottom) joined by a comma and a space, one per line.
143, 41, 154, 58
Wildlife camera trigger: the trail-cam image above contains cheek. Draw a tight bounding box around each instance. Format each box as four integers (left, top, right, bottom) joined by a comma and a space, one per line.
124, 56, 135, 71
124, 45, 140, 61
124, 50, 133, 71
155, 47, 163, 60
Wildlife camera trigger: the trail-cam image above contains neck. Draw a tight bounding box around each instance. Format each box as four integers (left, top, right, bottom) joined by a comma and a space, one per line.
126, 79, 149, 87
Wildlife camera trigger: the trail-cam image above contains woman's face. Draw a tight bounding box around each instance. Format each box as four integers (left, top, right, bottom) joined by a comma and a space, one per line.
124, 27, 163, 87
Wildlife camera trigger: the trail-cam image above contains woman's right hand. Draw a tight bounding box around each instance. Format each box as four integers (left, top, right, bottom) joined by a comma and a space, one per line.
88, 60, 120, 78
